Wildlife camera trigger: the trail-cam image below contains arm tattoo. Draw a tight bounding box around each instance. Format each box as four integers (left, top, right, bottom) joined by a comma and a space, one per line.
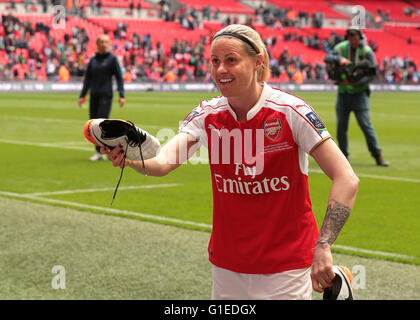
316, 200, 352, 246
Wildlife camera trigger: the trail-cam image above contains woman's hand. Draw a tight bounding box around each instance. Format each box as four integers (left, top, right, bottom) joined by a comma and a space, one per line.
100, 145, 131, 168
311, 243, 335, 292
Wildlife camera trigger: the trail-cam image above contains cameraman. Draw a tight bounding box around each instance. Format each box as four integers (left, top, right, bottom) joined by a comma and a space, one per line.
324, 27, 389, 166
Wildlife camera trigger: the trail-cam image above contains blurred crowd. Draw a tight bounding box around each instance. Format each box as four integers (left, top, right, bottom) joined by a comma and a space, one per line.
378, 55, 419, 83
256, 4, 324, 29
0, 9, 419, 84
119, 32, 212, 83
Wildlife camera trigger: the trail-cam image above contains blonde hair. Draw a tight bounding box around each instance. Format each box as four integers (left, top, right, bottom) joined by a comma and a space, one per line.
213, 24, 271, 82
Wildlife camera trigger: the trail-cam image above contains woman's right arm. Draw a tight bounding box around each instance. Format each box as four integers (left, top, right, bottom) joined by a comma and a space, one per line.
101, 132, 200, 177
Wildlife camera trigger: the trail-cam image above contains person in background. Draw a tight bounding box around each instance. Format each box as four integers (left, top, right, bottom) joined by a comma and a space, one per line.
79, 34, 125, 161
58, 63, 70, 82
324, 27, 389, 166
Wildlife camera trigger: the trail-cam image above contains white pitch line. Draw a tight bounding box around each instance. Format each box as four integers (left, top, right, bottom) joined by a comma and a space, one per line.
333, 244, 416, 260
354, 172, 420, 183
0, 115, 84, 124
0, 190, 417, 261
308, 168, 420, 184
0, 190, 213, 229
0, 115, 172, 130
0, 138, 92, 152
25, 183, 182, 196
59, 141, 88, 145
1, 138, 419, 184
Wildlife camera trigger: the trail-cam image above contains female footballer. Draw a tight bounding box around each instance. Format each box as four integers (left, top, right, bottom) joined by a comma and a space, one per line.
101, 24, 359, 299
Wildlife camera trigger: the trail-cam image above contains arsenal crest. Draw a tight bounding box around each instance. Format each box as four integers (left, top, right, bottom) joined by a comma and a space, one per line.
263, 119, 281, 141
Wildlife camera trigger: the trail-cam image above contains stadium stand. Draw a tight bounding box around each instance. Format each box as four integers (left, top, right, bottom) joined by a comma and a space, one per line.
383, 23, 420, 46
267, 0, 348, 19
336, 0, 420, 23
14, 13, 103, 55
79, 0, 153, 10
299, 25, 420, 63
0, 0, 419, 84
176, 0, 254, 15
88, 16, 208, 46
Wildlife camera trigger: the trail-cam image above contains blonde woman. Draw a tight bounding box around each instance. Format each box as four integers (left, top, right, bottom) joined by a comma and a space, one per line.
102, 24, 359, 300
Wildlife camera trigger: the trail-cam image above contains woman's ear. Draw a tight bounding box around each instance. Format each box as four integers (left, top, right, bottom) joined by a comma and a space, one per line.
255, 53, 264, 71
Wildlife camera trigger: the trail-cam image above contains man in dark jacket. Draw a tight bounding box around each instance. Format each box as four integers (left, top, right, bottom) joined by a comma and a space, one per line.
324, 27, 389, 166
79, 34, 125, 161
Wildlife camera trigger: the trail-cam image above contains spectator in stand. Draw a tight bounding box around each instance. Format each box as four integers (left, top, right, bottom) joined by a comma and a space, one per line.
202, 6, 211, 21
163, 68, 176, 83
129, 1, 134, 15
213, 8, 220, 20
312, 12, 324, 28
291, 67, 303, 84
39, 0, 47, 14
24, 0, 32, 13
89, 0, 95, 14
136, 2, 142, 18
96, 0, 102, 15
58, 62, 70, 82
9, 0, 16, 11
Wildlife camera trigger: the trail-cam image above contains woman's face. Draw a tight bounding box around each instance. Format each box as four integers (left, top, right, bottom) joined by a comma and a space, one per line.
211, 37, 260, 99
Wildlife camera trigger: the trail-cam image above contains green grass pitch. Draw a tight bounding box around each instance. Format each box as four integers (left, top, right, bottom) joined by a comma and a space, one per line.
1, 89, 420, 269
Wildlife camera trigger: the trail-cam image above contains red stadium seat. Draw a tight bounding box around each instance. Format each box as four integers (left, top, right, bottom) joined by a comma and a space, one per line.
267, 0, 348, 19
340, 0, 420, 23
176, 0, 255, 15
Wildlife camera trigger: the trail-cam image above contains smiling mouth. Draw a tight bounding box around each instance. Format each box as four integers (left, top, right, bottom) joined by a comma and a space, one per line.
219, 78, 234, 84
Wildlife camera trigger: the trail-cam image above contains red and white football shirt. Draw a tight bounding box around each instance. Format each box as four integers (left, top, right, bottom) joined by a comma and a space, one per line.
179, 84, 331, 274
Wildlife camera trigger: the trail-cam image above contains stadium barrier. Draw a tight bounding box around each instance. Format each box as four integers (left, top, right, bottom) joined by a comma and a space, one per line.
1, 82, 420, 92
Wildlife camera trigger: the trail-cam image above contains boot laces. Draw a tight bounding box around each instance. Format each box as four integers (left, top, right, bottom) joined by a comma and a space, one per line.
110, 121, 147, 206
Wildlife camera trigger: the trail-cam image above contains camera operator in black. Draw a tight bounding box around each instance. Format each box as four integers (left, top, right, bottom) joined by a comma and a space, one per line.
79, 34, 125, 161
324, 27, 389, 166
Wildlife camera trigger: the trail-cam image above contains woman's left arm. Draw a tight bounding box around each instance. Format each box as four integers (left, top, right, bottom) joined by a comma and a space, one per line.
309, 138, 360, 293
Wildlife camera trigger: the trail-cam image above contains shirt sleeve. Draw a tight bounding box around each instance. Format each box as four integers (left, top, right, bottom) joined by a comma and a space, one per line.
178, 104, 207, 148
288, 104, 331, 154
324, 46, 341, 65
